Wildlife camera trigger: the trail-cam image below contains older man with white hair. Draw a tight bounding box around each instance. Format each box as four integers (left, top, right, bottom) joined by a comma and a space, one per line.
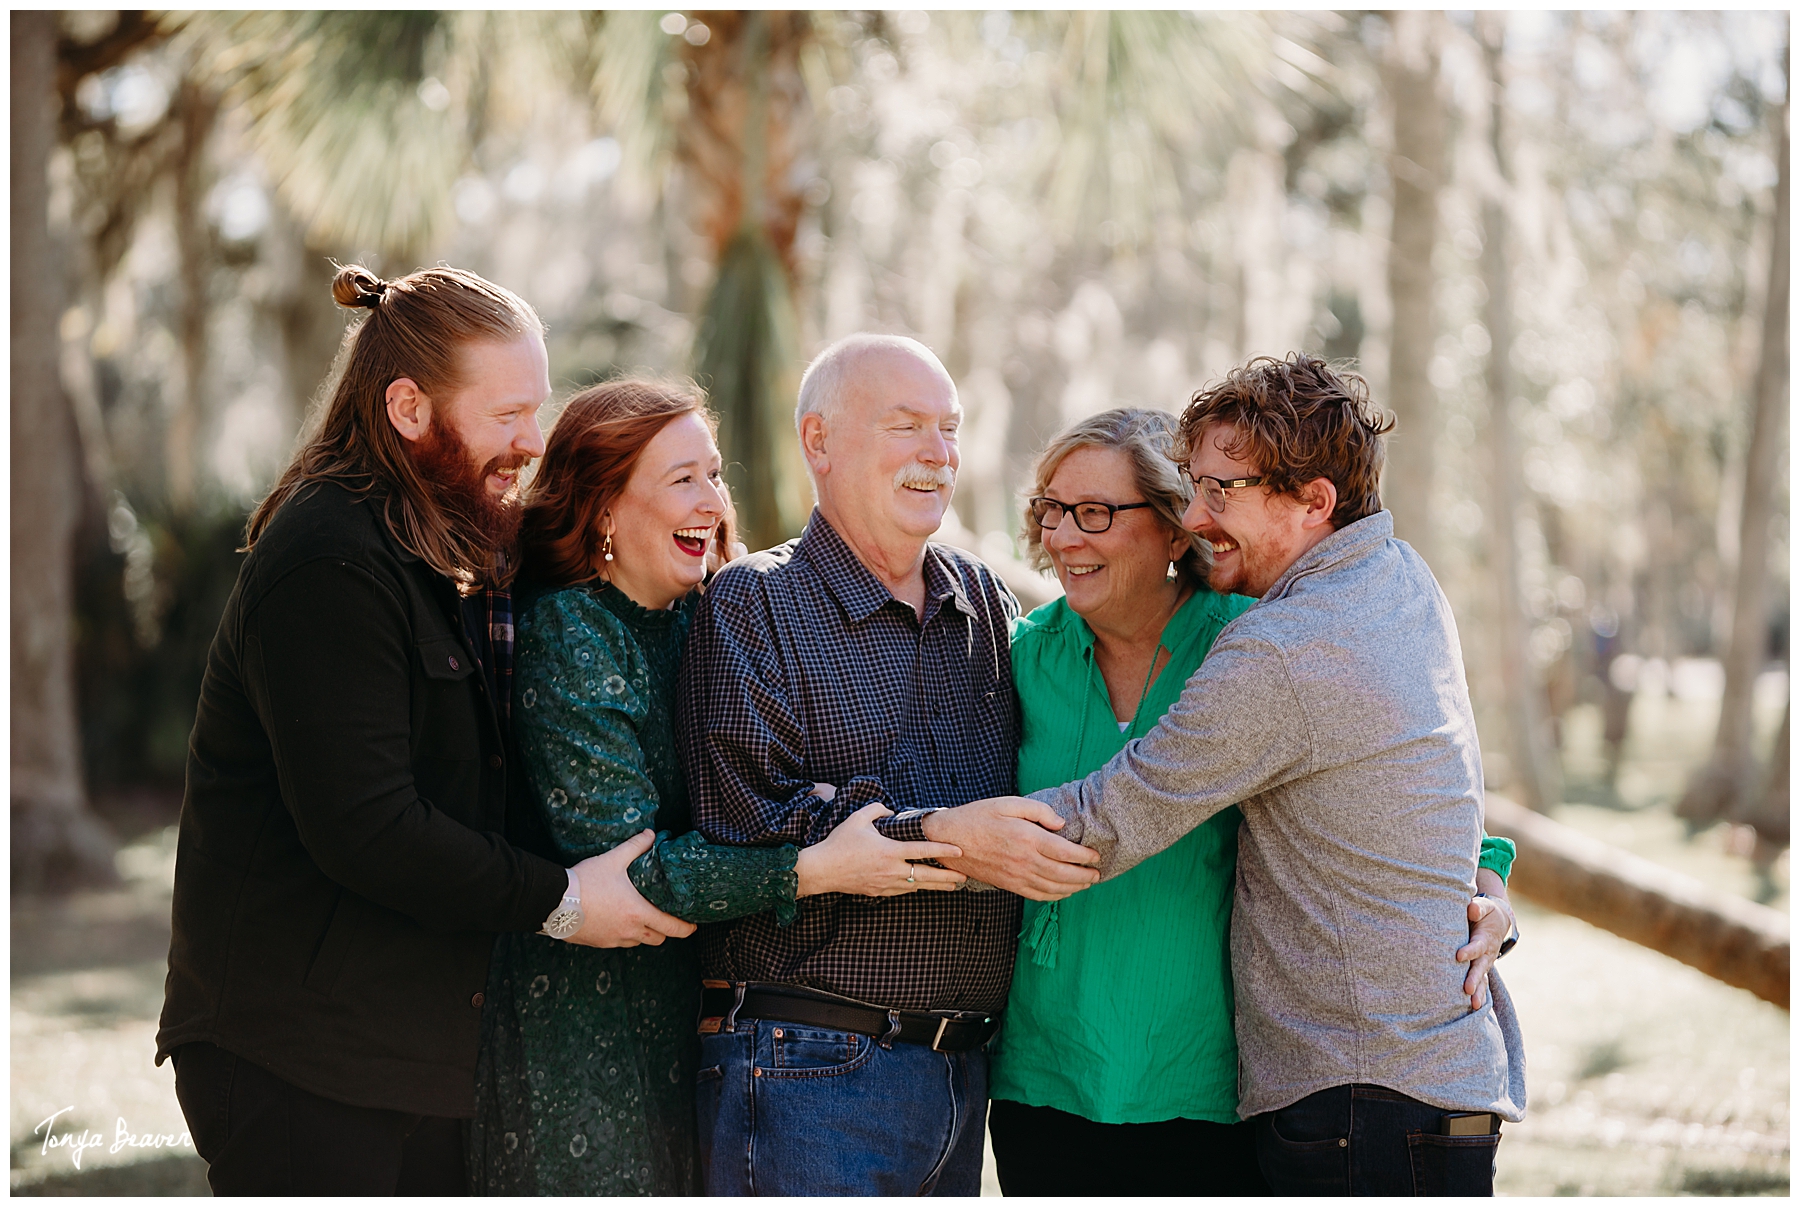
677, 333, 1100, 1196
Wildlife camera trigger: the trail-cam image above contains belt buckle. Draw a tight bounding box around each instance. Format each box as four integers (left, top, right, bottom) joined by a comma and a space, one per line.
930, 1016, 951, 1052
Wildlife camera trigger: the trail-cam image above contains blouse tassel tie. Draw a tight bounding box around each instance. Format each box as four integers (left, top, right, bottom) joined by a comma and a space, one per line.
1023, 900, 1061, 969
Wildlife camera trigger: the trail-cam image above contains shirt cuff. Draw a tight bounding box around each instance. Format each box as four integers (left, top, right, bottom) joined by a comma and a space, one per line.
1478, 836, 1516, 882
874, 808, 940, 844
540, 867, 579, 934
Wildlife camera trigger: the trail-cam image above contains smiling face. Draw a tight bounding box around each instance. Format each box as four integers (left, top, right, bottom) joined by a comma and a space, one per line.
602, 411, 728, 611
435, 334, 552, 498
1180, 421, 1322, 598
809, 346, 961, 549
1041, 445, 1190, 627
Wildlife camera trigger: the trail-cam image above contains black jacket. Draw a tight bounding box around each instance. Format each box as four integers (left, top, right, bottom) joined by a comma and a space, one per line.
156, 481, 567, 1116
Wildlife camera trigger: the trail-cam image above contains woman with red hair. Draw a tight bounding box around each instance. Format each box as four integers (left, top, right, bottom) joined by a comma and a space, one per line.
468, 379, 966, 1194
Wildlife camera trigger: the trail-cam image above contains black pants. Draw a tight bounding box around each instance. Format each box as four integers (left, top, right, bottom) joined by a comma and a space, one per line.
172, 1042, 468, 1196
1252, 1084, 1499, 1196
988, 1098, 1270, 1196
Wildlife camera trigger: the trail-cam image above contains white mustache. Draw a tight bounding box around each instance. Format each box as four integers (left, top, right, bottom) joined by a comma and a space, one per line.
893, 462, 955, 491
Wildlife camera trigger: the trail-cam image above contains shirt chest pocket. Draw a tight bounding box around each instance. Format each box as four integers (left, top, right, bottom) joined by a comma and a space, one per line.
415, 635, 483, 762
934, 677, 1010, 726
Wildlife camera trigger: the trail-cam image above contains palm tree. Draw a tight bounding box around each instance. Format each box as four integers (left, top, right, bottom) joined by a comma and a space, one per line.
672, 11, 816, 550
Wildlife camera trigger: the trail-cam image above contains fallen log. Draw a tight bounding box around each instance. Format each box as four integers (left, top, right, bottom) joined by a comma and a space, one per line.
1484, 793, 1789, 1009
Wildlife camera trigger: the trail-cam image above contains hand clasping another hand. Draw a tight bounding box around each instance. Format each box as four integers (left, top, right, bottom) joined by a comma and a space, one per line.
797, 801, 967, 897
922, 797, 1101, 902
565, 829, 697, 948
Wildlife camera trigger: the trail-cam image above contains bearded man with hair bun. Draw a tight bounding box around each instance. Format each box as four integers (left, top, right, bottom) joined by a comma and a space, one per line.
157, 264, 695, 1194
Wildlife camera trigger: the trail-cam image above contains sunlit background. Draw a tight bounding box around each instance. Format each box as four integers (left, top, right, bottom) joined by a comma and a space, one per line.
11, 10, 1789, 1196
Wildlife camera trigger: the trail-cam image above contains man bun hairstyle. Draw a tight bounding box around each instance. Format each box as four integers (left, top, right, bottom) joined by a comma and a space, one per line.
246, 262, 543, 587
333, 265, 389, 309
1177, 353, 1395, 530
520, 378, 736, 589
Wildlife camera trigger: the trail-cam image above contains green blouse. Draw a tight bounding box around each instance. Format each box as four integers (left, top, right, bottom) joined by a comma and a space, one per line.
468, 584, 799, 1196
989, 590, 1517, 1126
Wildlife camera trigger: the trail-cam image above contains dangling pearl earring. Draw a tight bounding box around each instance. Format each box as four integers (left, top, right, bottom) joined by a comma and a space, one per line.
603, 532, 615, 563
1166, 561, 1178, 582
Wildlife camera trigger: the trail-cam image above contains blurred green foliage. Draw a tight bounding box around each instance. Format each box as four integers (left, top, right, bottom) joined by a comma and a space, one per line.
74, 498, 246, 790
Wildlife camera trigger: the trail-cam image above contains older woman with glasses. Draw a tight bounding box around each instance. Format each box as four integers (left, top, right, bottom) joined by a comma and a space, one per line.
984, 408, 1515, 1195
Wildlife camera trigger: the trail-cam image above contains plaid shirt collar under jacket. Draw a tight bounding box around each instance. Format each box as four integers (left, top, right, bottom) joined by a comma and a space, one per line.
678, 510, 1023, 1015
456, 585, 515, 724
485, 586, 514, 722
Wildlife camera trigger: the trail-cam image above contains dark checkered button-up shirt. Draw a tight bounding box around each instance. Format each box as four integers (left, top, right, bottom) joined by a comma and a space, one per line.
678, 510, 1022, 1014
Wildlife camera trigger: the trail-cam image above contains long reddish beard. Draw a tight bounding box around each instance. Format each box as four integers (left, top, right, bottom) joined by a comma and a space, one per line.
408, 420, 526, 562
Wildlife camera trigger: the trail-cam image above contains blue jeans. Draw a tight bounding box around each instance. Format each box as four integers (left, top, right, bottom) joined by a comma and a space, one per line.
696, 1018, 988, 1196
1253, 1084, 1499, 1196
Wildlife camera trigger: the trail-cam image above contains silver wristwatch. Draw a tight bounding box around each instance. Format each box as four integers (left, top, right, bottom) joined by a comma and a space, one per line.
540, 868, 584, 940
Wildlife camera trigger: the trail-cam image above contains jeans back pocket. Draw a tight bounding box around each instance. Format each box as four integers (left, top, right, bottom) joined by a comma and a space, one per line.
1256, 1109, 1349, 1194
1407, 1130, 1499, 1195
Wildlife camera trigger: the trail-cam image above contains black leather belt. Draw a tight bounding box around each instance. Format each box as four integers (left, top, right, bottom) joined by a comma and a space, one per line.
699, 982, 999, 1054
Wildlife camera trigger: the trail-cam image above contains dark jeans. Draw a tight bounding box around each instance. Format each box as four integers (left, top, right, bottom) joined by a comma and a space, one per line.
696, 1019, 987, 1196
988, 1098, 1270, 1196
1253, 1084, 1499, 1196
172, 1042, 468, 1196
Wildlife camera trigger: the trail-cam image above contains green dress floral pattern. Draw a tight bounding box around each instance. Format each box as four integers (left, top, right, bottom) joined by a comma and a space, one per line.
468, 584, 799, 1196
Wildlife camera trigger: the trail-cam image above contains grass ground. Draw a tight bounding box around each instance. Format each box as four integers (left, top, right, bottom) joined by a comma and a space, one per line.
10, 677, 1789, 1195
1478, 679, 1789, 1197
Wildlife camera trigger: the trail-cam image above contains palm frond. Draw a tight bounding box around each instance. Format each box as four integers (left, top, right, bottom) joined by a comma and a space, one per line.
1037, 11, 1266, 249
590, 11, 680, 195
185, 12, 463, 257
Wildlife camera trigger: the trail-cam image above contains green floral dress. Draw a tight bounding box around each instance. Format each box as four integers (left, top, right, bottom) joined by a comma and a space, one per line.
468, 584, 798, 1196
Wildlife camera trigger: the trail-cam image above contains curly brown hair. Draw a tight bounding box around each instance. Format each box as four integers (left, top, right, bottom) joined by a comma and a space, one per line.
1176, 353, 1395, 529
519, 378, 736, 589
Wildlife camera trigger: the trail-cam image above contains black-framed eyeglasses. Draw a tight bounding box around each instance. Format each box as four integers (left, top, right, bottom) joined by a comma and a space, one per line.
1029, 495, 1154, 534
1187, 472, 1267, 513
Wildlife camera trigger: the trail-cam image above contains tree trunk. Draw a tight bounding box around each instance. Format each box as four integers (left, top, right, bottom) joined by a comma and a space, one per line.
11, 11, 119, 893
1741, 699, 1789, 844
1485, 794, 1788, 1008
679, 11, 814, 549
694, 228, 802, 551
167, 78, 219, 515
1478, 16, 1561, 813
1380, 10, 1445, 566
1742, 700, 1788, 903
1677, 92, 1789, 833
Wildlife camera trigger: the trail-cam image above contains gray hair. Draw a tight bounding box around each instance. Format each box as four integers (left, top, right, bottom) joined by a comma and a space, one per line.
795, 332, 955, 434
1022, 407, 1210, 587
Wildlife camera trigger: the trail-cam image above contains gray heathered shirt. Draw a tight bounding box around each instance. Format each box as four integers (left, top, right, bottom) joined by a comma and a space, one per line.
1032, 511, 1526, 1122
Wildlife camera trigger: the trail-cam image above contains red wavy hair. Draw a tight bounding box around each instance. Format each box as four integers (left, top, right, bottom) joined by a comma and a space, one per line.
519, 378, 736, 589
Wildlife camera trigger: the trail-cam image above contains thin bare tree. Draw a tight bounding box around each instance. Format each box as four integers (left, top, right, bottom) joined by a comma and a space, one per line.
1679, 78, 1790, 837
12, 11, 120, 891
1477, 13, 1561, 812
1380, 10, 1446, 566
